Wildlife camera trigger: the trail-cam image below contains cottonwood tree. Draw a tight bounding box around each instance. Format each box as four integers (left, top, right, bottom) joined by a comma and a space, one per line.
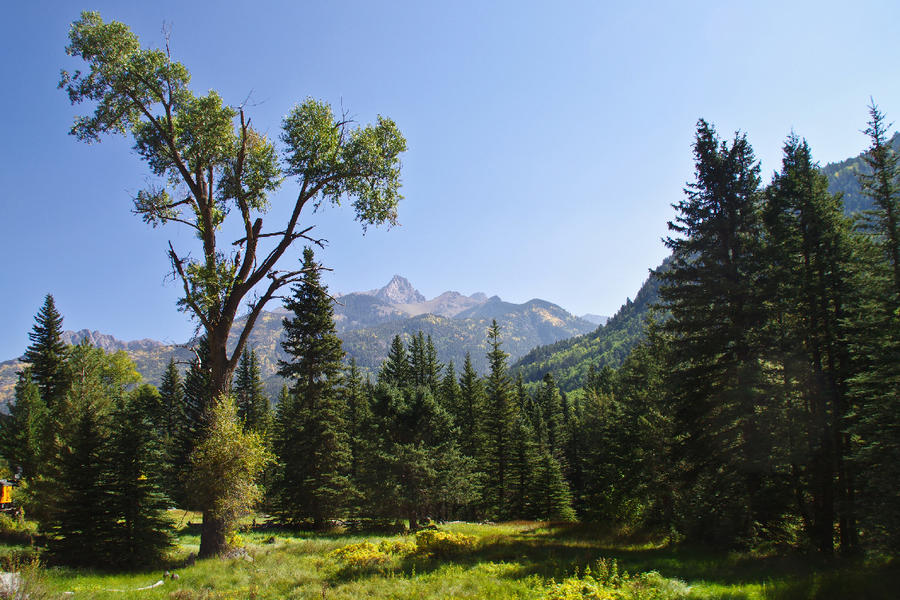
61, 12, 405, 557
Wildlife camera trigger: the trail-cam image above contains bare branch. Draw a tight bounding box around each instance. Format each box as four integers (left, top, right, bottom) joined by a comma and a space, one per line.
168, 241, 212, 331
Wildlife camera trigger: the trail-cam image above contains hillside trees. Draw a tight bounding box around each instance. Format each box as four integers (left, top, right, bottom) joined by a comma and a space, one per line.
61, 11, 405, 556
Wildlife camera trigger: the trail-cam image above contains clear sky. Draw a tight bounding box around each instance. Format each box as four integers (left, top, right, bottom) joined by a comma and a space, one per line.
2, 0, 900, 359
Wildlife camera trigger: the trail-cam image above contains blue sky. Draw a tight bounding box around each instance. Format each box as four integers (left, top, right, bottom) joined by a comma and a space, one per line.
2, 0, 900, 359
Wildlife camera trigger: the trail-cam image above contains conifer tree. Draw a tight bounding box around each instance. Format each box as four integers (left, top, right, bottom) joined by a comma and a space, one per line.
457, 353, 484, 459
507, 411, 538, 518
660, 119, 769, 544
762, 134, 855, 553
0, 368, 47, 478
158, 358, 184, 439
439, 361, 461, 416
22, 294, 70, 410
172, 338, 211, 508
234, 348, 271, 434
379, 335, 409, 387
274, 247, 353, 527
342, 359, 373, 505
849, 103, 900, 550
103, 390, 174, 568
480, 320, 517, 519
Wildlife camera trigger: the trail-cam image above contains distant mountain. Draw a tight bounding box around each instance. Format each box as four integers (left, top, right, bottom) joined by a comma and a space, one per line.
359, 275, 426, 305
580, 314, 609, 326
342, 298, 596, 374
1, 277, 592, 405
511, 260, 667, 391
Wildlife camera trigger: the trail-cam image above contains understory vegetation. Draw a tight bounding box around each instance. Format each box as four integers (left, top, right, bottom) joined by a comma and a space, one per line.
1, 518, 896, 599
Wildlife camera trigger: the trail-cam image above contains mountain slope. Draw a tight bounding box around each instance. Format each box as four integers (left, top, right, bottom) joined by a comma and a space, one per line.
1, 280, 593, 405
509, 134, 890, 392
511, 260, 667, 391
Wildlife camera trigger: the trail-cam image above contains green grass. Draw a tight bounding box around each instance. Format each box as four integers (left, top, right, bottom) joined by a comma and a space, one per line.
3, 516, 897, 599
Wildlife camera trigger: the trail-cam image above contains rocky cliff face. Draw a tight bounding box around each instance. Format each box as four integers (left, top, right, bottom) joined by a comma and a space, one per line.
363, 275, 427, 304
2, 276, 597, 405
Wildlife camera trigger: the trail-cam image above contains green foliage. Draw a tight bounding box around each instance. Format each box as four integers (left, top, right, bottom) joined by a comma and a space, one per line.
0, 368, 47, 479
273, 248, 354, 526
187, 397, 272, 541
413, 528, 477, 557
480, 321, 517, 519
21, 295, 70, 410
233, 348, 271, 435
512, 265, 666, 391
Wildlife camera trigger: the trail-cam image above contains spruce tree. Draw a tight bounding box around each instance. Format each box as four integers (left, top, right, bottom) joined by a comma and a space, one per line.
103, 390, 174, 568
480, 320, 517, 520
171, 338, 211, 509
762, 134, 855, 553
274, 247, 353, 527
22, 294, 70, 410
849, 103, 900, 550
457, 353, 484, 459
0, 368, 47, 478
234, 348, 271, 434
379, 335, 410, 387
660, 119, 769, 544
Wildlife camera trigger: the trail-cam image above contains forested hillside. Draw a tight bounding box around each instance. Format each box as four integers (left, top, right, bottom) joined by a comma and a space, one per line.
512, 133, 896, 391
512, 260, 666, 390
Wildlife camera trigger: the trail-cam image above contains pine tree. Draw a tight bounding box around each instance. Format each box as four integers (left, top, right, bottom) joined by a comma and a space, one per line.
171, 338, 211, 509
507, 411, 538, 518
234, 348, 271, 434
457, 353, 484, 459
849, 103, 900, 550
659, 119, 769, 544
0, 368, 48, 478
274, 247, 353, 527
158, 358, 185, 439
22, 294, 70, 410
762, 134, 855, 553
342, 358, 373, 507
480, 320, 517, 520
379, 335, 409, 387
102, 390, 174, 568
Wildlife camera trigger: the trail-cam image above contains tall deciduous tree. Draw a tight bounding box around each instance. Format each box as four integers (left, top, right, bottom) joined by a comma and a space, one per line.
61, 11, 405, 556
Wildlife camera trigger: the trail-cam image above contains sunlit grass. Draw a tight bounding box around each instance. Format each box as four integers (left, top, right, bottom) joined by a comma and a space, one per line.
3, 514, 895, 599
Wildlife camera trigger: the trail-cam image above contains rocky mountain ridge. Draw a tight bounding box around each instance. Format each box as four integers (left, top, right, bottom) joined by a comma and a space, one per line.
1, 276, 596, 404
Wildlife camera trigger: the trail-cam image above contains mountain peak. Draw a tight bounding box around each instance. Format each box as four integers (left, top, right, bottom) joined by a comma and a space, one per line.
375, 275, 426, 305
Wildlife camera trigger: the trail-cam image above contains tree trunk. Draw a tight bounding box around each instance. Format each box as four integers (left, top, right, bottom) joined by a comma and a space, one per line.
199, 325, 237, 558
198, 512, 227, 558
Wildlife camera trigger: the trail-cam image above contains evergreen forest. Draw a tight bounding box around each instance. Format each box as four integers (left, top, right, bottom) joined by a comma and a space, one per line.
1, 10, 899, 599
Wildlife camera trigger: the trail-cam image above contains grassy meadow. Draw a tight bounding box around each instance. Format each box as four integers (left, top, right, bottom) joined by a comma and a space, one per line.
0, 514, 896, 599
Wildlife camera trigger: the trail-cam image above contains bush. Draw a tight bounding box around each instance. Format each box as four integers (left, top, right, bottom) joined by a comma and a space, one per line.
413, 529, 477, 558
329, 541, 390, 568
543, 560, 690, 600
378, 538, 417, 556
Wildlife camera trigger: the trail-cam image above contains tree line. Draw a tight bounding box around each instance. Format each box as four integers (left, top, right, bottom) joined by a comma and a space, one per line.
5, 102, 900, 567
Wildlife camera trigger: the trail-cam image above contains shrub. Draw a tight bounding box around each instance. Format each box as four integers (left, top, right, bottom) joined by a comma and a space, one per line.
378, 538, 417, 556
329, 541, 390, 568
413, 529, 477, 558
543, 560, 690, 600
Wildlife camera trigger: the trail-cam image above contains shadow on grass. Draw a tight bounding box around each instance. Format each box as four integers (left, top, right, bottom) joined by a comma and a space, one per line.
325, 521, 899, 599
